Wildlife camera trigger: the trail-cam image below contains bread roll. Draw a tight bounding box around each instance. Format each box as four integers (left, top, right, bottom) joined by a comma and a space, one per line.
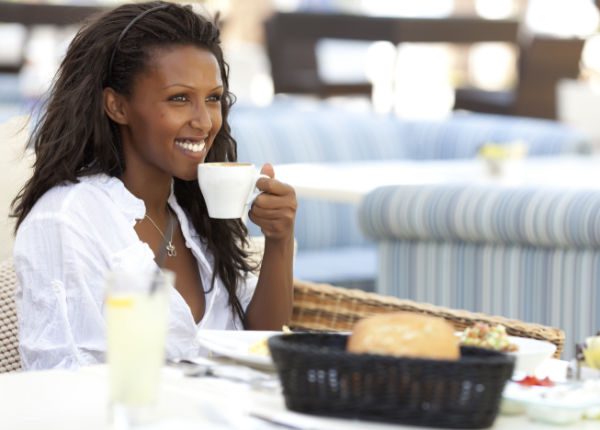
347, 312, 460, 360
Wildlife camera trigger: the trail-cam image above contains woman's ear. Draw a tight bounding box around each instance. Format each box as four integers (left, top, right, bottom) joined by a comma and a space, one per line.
103, 87, 128, 125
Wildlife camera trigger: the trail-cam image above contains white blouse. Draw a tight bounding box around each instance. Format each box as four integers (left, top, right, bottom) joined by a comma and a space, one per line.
13, 174, 257, 370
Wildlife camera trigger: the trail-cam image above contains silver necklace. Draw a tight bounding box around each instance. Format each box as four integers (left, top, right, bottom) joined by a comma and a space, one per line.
144, 213, 177, 257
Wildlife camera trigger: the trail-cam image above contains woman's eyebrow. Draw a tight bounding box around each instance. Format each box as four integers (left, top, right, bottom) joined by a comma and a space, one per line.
162, 83, 224, 91
162, 83, 196, 90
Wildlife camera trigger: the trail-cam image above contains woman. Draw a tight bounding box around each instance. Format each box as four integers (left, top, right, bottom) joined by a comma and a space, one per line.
11, 1, 296, 370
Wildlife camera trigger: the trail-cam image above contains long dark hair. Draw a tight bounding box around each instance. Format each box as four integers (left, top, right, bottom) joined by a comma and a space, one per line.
11, 1, 253, 325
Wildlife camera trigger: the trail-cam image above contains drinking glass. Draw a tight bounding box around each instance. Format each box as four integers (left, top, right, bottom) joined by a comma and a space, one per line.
105, 268, 173, 427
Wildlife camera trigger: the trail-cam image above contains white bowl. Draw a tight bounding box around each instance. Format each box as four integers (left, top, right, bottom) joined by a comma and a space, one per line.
507, 336, 557, 375
457, 332, 556, 375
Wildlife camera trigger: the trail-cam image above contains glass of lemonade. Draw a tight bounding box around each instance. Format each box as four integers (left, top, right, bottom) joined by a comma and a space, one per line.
105, 268, 173, 426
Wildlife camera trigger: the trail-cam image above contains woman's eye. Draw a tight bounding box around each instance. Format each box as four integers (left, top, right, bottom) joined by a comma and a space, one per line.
207, 94, 222, 103
169, 94, 189, 102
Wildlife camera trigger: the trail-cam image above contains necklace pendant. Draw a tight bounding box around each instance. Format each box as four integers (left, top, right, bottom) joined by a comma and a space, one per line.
166, 242, 177, 257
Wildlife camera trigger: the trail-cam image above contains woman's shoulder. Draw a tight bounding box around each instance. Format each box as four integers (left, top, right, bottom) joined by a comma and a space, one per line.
29, 175, 112, 210
19, 174, 128, 229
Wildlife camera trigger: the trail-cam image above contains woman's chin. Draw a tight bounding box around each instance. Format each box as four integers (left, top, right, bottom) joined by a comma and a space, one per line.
173, 169, 199, 182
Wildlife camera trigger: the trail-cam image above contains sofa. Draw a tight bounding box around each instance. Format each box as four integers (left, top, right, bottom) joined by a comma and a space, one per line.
230, 99, 589, 287
358, 183, 600, 356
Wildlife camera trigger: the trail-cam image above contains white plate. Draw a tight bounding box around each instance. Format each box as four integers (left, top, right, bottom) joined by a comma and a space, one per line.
196, 330, 280, 370
502, 380, 600, 425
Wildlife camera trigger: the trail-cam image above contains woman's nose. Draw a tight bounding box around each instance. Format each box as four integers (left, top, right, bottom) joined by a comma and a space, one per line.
190, 103, 212, 131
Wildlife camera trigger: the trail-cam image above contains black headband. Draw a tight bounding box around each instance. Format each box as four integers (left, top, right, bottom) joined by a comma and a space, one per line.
107, 4, 169, 81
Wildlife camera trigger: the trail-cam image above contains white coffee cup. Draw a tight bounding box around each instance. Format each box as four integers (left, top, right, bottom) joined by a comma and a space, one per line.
197, 162, 268, 219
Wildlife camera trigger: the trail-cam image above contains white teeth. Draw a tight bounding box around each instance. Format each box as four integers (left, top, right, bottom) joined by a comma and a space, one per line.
176, 139, 206, 153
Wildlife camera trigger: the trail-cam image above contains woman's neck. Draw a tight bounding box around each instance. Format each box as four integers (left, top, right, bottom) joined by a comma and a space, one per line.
121, 168, 172, 217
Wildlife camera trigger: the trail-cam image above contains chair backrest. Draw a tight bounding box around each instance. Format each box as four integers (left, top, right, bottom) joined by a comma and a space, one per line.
264, 13, 372, 97
291, 279, 564, 357
0, 259, 21, 372
264, 12, 518, 98
515, 36, 585, 119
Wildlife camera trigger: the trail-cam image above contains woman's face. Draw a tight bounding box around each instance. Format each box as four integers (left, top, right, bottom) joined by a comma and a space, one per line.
119, 44, 223, 181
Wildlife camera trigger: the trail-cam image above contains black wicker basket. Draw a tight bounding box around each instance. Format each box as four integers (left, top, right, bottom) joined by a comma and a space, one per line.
268, 333, 515, 429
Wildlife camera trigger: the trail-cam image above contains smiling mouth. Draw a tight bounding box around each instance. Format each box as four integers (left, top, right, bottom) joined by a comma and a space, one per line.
175, 138, 206, 153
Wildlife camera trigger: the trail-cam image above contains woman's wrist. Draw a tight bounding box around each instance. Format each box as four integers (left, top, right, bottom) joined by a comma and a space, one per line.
264, 233, 294, 252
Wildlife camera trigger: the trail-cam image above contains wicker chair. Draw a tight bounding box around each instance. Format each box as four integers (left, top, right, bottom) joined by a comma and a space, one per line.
290, 279, 565, 358
0, 259, 21, 372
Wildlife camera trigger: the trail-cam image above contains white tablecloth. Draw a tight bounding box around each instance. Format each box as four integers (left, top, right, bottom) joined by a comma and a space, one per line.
275, 156, 600, 204
1, 358, 597, 430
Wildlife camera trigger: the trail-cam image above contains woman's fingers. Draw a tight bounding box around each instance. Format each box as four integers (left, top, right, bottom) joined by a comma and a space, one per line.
249, 177, 296, 240
259, 163, 275, 179
249, 206, 296, 223
253, 182, 296, 209
250, 164, 297, 239
255, 177, 293, 198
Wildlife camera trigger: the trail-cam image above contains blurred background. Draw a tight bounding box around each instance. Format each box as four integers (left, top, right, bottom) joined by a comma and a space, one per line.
2, 0, 600, 319
2, 0, 600, 142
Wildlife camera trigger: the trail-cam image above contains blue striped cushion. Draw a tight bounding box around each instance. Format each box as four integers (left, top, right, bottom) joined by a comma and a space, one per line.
232, 104, 406, 163
232, 102, 586, 166
359, 185, 600, 248
375, 240, 599, 358
400, 113, 586, 159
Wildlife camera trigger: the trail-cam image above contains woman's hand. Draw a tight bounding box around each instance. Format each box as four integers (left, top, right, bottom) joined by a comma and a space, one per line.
248, 163, 296, 241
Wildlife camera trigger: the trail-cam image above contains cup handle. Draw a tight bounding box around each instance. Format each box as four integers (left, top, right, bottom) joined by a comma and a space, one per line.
247, 173, 270, 206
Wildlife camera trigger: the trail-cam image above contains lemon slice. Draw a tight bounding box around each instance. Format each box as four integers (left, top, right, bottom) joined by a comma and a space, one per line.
106, 296, 135, 308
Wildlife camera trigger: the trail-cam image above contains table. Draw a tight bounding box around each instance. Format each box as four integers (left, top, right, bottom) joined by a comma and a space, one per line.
0, 354, 596, 429
275, 156, 600, 204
